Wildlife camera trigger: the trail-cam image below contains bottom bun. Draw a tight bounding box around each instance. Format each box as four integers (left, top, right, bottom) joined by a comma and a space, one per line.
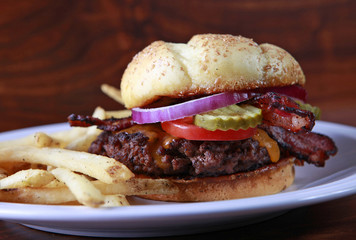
139, 157, 295, 202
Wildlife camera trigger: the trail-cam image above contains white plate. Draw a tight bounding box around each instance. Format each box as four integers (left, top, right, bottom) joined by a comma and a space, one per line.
0, 121, 355, 237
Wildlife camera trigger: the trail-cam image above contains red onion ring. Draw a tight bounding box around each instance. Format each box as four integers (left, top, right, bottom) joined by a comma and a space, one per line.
132, 91, 257, 124
132, 85, 307, 124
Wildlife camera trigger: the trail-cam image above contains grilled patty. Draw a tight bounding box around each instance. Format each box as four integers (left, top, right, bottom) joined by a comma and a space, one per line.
88, 122, 337, 179
88, 125, 271, 178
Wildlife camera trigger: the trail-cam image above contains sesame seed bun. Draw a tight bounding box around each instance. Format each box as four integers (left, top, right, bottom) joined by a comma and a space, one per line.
121, 34, 305, 108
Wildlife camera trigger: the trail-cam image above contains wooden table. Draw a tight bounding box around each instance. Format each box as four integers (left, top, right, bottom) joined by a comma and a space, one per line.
0, 1, 355, 239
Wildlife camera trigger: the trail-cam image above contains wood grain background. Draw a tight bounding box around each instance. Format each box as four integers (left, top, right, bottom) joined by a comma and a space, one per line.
0, 0, 355, 132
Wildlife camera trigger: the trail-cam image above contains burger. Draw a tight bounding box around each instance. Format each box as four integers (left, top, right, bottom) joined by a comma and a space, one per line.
69, 34, 337, 201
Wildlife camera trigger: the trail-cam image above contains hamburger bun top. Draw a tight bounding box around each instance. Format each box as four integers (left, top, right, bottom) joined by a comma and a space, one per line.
121, 34, 305, 108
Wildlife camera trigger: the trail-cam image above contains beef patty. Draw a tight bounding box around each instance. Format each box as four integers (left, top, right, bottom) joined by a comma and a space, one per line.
88, 124, 271, 178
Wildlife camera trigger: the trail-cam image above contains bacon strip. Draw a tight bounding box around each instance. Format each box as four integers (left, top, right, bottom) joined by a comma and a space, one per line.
249, 92, 315, 132
67, 114, 135, 132
260, 124, 337, 167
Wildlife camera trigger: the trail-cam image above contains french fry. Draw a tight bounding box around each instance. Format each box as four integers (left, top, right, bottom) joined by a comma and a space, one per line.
50, 168, 129, 208
93, 178, 178, 196
0, 186, 129, 207
44, 179, 66, 188
105, 110, 132, 119
50, 127, 88, 146
34, 132, 65, 148
91, 106, 106, 120
0, 127, 89, 149
51, 168, 104, 207
102, 194, 130, 207
46, 165, 56, 171
65, 132, 100, 152
101, 84, 124, 105
0, 146, 134, 183
0, 169, 54, 189
0, 186, 76, 204
0, 133, 37, 148
42, 178, 178, 196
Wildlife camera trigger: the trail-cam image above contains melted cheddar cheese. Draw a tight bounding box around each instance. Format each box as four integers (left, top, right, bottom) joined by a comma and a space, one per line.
121, 124, 177, 170
252, 128, 280, 163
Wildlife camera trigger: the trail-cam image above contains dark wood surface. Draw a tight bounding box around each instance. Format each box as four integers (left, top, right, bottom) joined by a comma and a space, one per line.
0, 0, 355, 239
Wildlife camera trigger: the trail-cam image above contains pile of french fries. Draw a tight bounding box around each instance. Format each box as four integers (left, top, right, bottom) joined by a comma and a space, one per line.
0, 102, 177, 208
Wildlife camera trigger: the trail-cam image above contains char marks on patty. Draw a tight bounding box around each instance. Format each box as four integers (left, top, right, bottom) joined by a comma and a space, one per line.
88, 126, 271, 178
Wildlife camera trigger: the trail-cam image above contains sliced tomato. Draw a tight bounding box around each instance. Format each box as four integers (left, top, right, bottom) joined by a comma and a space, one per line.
161, 117, 256, 141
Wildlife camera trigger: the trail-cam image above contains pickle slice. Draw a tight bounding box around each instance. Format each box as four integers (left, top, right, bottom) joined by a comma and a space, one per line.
194, 104, 262, 131
295, 100, 321, 120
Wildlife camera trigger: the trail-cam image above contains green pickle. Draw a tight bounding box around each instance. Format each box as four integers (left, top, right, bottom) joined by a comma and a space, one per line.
194, 104, 262, 131
295, 100, 321, 120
